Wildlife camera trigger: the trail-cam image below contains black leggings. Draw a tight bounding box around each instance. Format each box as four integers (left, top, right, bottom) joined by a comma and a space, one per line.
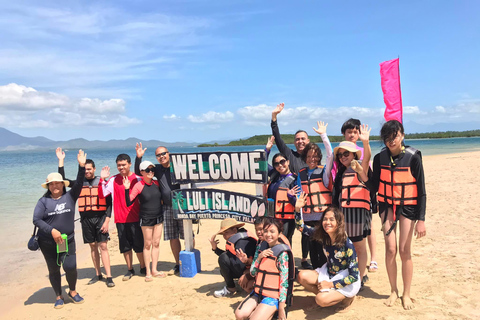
301, 221, 317, 259
281, 219, 295, 247
218, 252, 245, 289
39, 238, 77, 297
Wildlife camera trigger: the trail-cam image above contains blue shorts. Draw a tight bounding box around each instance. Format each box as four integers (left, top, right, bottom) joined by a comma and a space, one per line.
251, 293, 279, 309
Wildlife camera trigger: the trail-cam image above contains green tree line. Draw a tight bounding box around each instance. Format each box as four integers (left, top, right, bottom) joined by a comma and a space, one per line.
198, 130, 480, 147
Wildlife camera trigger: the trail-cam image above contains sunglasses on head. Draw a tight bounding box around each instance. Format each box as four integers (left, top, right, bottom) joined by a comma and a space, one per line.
155, 151, 168, 158
273, 159, 287, 167
337, 150, 351, 158
144, 167, 155, 173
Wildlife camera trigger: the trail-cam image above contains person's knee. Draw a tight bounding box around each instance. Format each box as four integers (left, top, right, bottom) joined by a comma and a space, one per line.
153, 239, 160, 248
144, 240, 152, 249
315, 294, 327, 307
234, 308, 248, 320
385, 244, 397, 257
218, 253, 229, 267
398, 246, 411, 261
89, 243, 97, 251
98, 242, 108, 251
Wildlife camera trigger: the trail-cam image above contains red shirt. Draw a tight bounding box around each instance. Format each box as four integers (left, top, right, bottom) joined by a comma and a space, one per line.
99, 173, 141, 223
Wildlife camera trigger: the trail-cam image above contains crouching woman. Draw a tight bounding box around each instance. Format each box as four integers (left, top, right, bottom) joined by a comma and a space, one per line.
296, 194, 360, 312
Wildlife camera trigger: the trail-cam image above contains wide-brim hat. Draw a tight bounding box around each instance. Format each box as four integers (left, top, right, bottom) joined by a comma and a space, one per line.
139, 160, 155, 171
41, 172, 70, 189
216, 218, 245, 235
333, 141, 362, 159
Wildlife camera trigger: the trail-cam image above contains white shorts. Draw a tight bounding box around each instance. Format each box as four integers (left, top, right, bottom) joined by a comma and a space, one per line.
316, 263, 360, 298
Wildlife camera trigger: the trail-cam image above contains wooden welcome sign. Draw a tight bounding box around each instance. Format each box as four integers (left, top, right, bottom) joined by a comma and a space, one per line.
171, 151, 268, 221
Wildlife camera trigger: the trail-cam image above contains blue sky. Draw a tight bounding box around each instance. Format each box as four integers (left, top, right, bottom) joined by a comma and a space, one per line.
0, 1, 479, 143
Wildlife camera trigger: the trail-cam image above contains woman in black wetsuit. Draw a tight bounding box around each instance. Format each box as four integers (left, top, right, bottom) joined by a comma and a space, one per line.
33, 149, 86, 309
124, 160, 165, 281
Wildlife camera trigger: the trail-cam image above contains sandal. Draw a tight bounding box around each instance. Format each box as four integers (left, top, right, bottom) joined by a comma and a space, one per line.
368, 261, 378, 273
145, 275, 153, 282
152, 271, 166, 278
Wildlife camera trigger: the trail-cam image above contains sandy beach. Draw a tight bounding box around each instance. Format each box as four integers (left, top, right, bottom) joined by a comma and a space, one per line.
3, 151, 480, 320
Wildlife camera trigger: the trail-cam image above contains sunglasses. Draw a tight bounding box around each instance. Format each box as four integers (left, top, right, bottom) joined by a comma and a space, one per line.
337, 150, 351, 159
273, 159, 287, 167
155, 151, 169, 158
144, 167, 155, 173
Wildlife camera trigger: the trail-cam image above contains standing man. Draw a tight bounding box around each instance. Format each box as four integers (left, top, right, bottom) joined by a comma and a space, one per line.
135, 144, 186, 275
271, 102, 310, 174
56, 148, 115, 287
99, 154, 146, 280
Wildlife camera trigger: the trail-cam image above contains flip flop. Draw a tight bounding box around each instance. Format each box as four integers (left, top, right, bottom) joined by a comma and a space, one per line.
145, 275, 153, 282
152, 272, 166, 278
368, 261, 378, 273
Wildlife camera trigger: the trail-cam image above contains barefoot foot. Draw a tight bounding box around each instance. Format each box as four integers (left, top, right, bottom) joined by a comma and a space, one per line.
384, 291, 399, 307
335, 296, 355, 313
402, 296, 415, 310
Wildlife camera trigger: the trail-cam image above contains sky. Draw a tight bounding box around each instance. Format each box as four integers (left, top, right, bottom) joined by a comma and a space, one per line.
0, 0, 479, 143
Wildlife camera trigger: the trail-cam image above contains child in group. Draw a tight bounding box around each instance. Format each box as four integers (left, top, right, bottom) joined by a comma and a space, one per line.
368, 120, 426, 310
295, 196, 360, 312
235, 218, 294, 320
296, 121, 333, 270
335, 118, 379, 274
332, 127, 372, 287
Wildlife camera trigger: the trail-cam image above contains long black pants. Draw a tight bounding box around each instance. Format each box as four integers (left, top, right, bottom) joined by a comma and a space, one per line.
281, 219, 296, 247
39, 237, 77, 297
218, 252, 245, 289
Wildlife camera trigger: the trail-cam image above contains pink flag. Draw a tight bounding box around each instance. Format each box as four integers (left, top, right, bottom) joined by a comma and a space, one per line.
380, 58, 403, 123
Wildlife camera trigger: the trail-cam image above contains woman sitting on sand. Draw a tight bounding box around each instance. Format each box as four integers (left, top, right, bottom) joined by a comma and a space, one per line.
33, 150, 87, 309
124, 160, 166, 281
295, 195, 360, 312
235, 218, 294, 320
368, 120, 426, 309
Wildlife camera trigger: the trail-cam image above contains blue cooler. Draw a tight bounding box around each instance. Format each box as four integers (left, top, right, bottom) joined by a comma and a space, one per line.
179, 249, 201, 278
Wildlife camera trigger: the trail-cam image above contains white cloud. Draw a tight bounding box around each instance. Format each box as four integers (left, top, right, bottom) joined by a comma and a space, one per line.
187, 111, 234, 123
163, 114, 180, 120
403, 106, 425, 115
0, 3, 213, 96
435, 106, 446, 113
0, 83, 140, 128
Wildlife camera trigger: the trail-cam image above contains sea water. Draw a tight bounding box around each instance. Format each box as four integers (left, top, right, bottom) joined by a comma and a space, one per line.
0, 137, 479, 288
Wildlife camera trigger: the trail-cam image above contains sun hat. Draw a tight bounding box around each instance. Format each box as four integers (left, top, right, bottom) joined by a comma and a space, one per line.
333, 141, 362, 159
139, 161, 155, 171
216, 218, 245, 235
41, 172, 70, 189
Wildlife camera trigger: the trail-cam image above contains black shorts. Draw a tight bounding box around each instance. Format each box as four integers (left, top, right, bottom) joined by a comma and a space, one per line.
116, 222, 144, 253
81, 215, 110, 244
140, 216, 164, 227
379, 203, 417, 221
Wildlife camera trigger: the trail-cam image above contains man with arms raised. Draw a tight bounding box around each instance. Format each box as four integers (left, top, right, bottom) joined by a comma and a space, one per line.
135, 144, 185, 275
271, 102, 310, 174
56, 148, 115, 287
99, 154, 146, 280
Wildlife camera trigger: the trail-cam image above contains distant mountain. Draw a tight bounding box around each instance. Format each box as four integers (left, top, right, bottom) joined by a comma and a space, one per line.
0, 127, 198, 151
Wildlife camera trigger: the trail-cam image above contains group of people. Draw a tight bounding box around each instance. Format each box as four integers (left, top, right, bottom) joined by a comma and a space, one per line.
207, 103, 426, 319
33, 145, 188, 308
33, 103, 426, 317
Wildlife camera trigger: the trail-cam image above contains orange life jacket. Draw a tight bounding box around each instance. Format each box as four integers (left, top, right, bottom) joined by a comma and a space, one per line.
275, 187, 295, 220
299, 167, 332, 214
340, 167, 371, 211
254, 243, 294, 299
378, 147, 418, 207
225, 231, 257, 257
78, 177, 107, 212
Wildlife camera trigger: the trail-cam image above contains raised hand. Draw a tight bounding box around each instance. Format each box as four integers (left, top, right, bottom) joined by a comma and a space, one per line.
358, 124, 371, 142
136, 142, 147, 158
123, 176, 131, 189
295, 192, 308, 212
236, 248, 248, 264
77, 149, 87, 167
350, 159, 363, 174
266, 136, 275, 151
208, 234, 219, 250
271, 103, 285, 121
287, 185, 301, 197
313, 121, 328, 135
56, 147, 65, 160
100, 166, 110, 180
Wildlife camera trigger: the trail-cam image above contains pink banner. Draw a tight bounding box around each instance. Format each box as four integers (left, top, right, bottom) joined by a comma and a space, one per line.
380, 58, 403, 123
